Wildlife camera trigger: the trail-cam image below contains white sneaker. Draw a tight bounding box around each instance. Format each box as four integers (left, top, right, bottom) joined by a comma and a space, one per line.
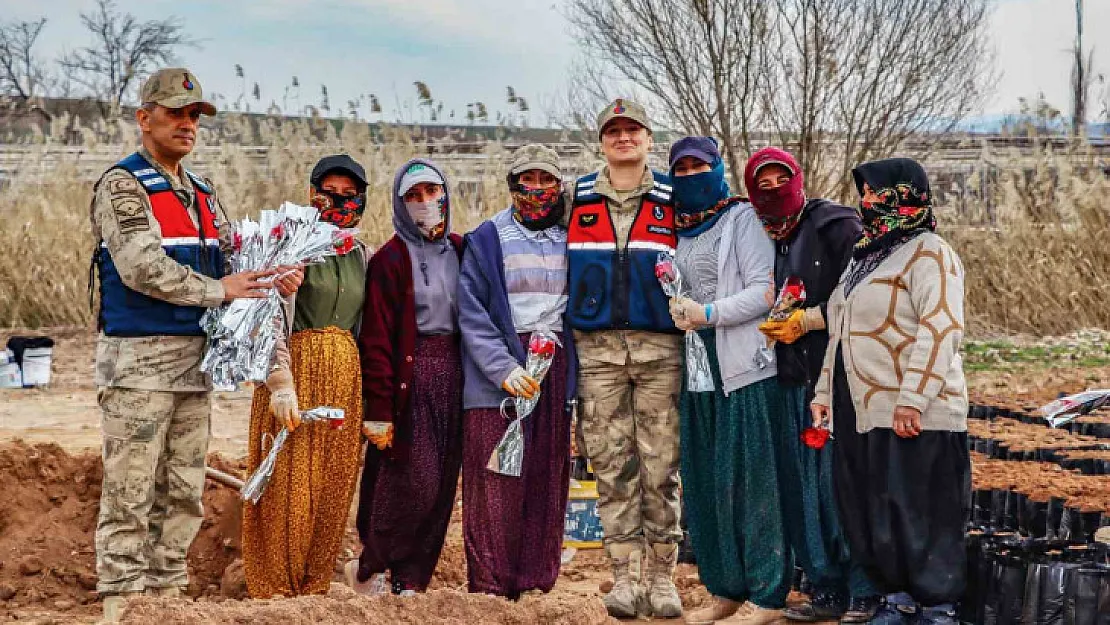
344, 560, 389, 596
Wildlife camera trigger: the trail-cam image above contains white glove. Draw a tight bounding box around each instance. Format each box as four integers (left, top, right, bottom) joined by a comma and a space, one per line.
502, 366, 540, 399
266, 369, 301, 431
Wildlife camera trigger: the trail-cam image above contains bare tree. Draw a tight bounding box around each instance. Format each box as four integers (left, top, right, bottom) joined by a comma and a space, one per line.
0, 18, 51, 105
761, 0, 995, 198
58, 0, 195, 118
566, 0, 995, 199
566, 0, 772, 188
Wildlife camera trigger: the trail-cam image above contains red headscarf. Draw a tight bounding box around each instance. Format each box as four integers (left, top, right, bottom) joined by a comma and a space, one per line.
744, 147, 806, 240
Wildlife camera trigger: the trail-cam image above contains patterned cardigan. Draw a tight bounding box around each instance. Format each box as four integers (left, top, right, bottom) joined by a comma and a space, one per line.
812, 232, 968, 434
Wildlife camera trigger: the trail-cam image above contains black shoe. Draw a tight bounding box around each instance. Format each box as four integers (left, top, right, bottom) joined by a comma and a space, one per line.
916, 603, 958, 625
840, 596, 880, 623
784, 590, 847, 621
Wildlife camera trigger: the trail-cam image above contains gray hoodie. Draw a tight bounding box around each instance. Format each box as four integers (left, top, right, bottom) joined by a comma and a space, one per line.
392, 158, 459, 335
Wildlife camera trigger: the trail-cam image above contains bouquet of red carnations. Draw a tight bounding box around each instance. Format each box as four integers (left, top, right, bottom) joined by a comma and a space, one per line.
487, 330, 560, 477
1040, 390, 1110, 428
655, 252, 714, 392
201, 203, 358, 388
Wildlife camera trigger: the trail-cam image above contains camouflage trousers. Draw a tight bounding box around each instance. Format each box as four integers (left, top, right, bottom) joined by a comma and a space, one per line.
95, 387, 210, 595
578, 348, 682, 556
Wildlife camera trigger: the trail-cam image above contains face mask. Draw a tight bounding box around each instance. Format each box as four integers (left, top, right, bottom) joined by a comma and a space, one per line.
751, 180, 806, 241
312, 190, 365, 228
671, 161, 728, 216
405, 192, 447, 240
510, 184, 564, 231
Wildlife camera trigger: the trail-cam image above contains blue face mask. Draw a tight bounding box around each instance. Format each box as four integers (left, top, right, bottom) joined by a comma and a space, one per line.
671, 160, 729, 215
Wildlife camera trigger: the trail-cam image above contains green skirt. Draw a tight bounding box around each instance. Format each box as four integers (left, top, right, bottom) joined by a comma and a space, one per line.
679, 330, 792, 608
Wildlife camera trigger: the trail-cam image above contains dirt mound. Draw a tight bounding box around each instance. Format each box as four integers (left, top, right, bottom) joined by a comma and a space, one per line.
121, 582, 617, 625
0, 441, 250, 621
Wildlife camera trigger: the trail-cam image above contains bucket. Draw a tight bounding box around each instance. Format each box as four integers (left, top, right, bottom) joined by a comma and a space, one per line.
564, 478, 604, 549
0, 349, 20, 388
6, 337, 54, 387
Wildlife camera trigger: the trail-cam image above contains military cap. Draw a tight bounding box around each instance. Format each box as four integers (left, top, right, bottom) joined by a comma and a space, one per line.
140, 68, 217, 116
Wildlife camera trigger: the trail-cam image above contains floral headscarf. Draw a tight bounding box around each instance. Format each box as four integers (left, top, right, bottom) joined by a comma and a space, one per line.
851, 157, 936, 259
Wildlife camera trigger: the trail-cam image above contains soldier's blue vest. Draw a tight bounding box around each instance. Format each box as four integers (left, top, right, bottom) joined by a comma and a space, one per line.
96, 152, 224, 337
566, 171, 678, 332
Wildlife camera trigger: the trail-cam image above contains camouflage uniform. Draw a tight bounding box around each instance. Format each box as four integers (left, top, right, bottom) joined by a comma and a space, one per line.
575, 166, 683, 552
91, 69, 229, 596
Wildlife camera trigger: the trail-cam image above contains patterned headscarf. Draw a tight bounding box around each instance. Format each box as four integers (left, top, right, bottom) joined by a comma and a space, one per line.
851, 157, 936, 259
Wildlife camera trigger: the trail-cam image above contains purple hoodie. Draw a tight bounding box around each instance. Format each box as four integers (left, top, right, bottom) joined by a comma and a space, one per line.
392, 158, 458, 335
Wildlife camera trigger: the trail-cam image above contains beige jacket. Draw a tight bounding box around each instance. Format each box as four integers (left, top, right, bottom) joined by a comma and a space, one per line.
813, 232, 968, 433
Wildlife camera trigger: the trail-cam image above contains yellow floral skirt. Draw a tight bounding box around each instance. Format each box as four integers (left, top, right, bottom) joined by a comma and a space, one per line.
241, 327, 363, 598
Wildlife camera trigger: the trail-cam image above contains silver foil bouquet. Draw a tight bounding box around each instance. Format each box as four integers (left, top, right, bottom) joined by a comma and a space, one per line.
201, 203, 357, 388
487, 329, 561, 477
654, 251, 714, 392
1040, 390, 1110, 428
241, 407, 346, 504
756, 277, 808, 370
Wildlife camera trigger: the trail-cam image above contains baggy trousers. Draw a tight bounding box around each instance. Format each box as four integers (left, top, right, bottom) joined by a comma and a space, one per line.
95, 387, 210, 594
578, 347, 683, 554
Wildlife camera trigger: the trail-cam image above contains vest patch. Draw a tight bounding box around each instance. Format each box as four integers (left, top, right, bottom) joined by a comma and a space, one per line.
579, 213, 598, 227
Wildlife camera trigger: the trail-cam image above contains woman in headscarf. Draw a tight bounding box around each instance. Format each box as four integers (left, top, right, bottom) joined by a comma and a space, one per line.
811, 158, 969, 625
457, 144, 577, 598
242, 154, 371, 598
747, 147, 881, 623
665, 137, 789, 625
347, 159, 465, 596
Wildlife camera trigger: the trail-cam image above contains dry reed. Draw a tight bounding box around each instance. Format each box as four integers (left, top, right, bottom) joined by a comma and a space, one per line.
0, 113, 1106, 336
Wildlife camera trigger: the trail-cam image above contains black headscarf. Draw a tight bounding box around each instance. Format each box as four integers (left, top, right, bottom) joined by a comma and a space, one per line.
844, 158, 937, 294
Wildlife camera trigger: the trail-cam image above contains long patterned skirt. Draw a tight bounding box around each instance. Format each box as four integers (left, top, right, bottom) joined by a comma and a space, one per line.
241, 327, 365, 598
355, 334, 463, 592
462, 333, 571, 598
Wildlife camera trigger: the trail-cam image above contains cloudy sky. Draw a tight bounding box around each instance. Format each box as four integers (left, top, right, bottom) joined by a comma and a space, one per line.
3, 0, 1108, 126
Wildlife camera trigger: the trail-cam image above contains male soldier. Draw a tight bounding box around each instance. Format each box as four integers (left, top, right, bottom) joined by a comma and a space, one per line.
567, 99, 683, 619
90, 68, 295, 623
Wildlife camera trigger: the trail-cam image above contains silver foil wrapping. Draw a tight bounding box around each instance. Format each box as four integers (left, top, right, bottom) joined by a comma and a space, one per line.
487, 329, 561, 477
240, 406, 346, 504
1040, 389, 1110, 428
655, 251, 715, 392
201, 203, 357, 388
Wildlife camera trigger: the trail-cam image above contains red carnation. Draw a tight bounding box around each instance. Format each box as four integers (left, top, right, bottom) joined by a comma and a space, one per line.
333, 232, 355, 255
801, 427, 830, 449
529, 335, 557, 356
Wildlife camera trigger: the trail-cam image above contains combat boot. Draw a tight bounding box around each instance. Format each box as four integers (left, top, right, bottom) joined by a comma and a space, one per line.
644, 543, 683, 618
602, 543, 647, 619
100, 591, 141, 624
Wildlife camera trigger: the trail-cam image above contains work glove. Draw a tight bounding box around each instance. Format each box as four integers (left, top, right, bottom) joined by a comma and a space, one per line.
502, 366, 540, 399
759, 307, 825, 344
265, 369, 301, 431
363, 421, 394, 450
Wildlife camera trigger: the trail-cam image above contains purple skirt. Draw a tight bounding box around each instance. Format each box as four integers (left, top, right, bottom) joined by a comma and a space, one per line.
356, 334, 463, 591
462, 333, 571, 597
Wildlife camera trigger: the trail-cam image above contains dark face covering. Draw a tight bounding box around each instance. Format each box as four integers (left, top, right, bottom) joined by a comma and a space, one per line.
312, 189, 366, 228
851, 157, 936, 258
745, 147, 806, 241
509, 177, 565, 231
